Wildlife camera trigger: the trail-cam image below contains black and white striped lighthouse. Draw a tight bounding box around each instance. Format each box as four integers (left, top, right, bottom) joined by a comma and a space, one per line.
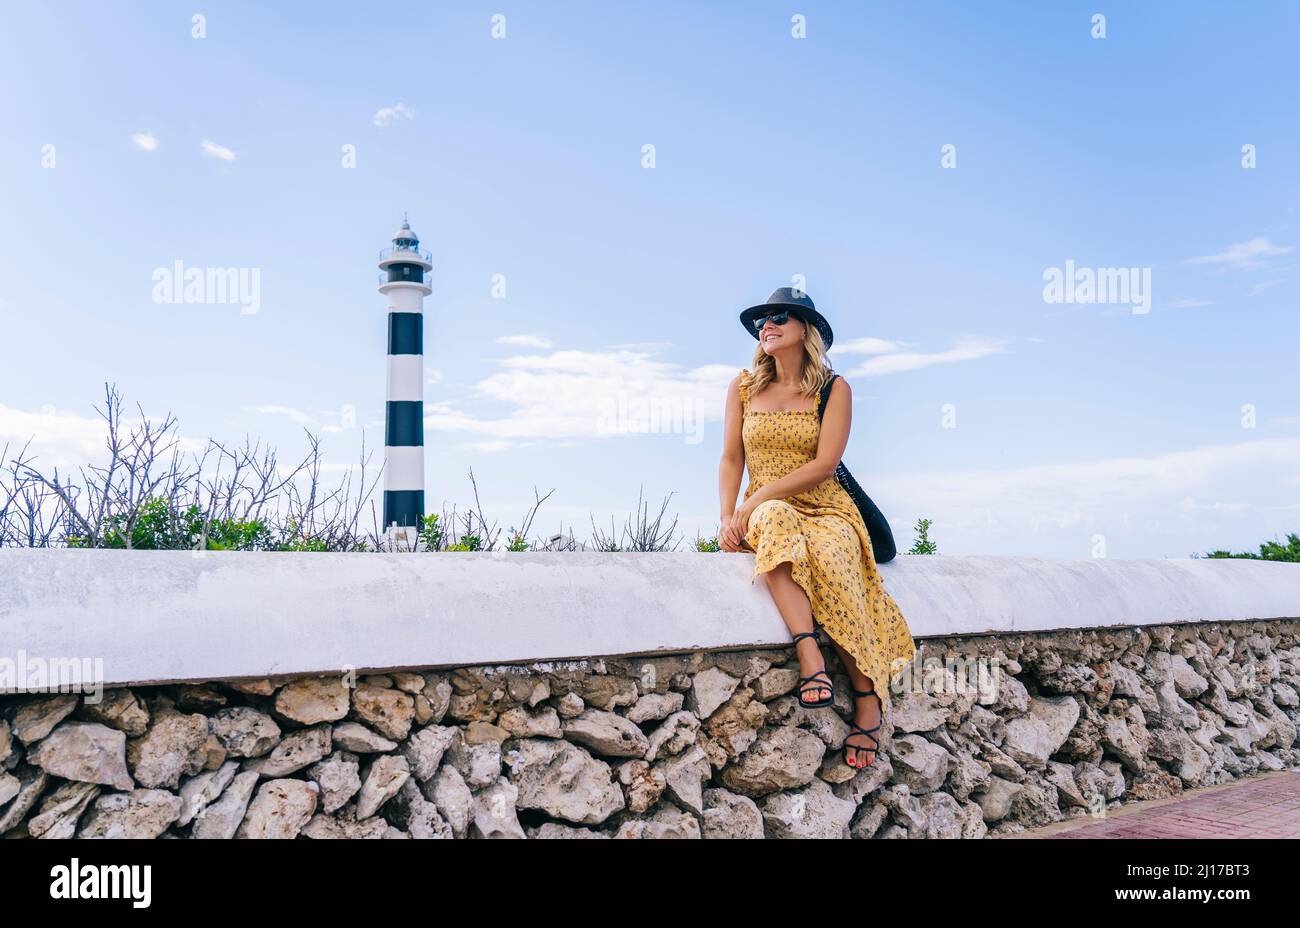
380, 218, 432, 548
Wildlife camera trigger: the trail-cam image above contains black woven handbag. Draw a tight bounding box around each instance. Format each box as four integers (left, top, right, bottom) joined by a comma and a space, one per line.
817, 374, 897, 563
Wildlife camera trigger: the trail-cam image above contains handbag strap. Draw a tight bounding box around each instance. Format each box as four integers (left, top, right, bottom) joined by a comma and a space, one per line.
816, 373, 839, 422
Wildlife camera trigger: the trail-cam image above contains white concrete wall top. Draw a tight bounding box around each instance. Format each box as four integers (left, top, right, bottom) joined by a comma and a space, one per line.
1, 549, 1298, 691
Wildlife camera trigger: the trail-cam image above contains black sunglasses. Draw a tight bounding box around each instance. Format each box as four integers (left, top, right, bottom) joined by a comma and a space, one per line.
751, 309, 802, 332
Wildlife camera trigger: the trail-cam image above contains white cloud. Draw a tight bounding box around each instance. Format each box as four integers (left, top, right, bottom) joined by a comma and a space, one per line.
130, 132, 158, 152
372, 102, 415, 128
1184, 237, 1291, 271
1248, 279, 1284, 296
200, 139, 236, 161
832, 337, 903, 355
422, 347, 735, 448
244, 404, 317, 426
1169, 298, 1212, 309
844, 336, 1007, 377
0, 402, 206, 473
871, 436, 1300, 558
496, 334, 554, 349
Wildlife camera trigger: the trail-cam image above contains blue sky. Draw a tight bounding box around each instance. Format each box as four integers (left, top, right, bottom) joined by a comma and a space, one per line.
1, 0, 1297, 558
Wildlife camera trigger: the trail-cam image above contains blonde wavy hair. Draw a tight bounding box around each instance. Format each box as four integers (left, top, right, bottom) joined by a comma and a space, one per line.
745, 315, 836, 400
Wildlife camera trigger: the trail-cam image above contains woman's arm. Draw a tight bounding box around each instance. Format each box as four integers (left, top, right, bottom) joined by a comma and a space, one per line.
727, 377, 851, 539
718, 375, 746, 551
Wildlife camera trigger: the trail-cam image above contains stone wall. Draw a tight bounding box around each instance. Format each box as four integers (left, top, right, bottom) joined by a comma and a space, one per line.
4, 616, 1298, 839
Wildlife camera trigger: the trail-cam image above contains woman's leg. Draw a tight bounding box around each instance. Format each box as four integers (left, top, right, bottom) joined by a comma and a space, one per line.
761, 561, 831, 705
823, 636, 881, 769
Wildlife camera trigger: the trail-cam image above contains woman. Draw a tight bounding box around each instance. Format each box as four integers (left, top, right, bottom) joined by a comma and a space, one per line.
718, 287, 918, 770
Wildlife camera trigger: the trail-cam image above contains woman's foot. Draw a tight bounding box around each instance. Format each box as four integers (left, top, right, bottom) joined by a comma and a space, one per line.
792, 631, 833, 707
845, 687, 882, 769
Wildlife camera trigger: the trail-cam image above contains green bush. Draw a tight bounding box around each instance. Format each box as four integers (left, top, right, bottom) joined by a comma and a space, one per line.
1201, 532, 1300, 563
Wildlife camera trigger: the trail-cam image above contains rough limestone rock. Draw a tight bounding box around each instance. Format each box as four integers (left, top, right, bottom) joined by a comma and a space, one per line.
625, 692, 685, 724
503, 737, 624, 825
1002, 716, 1055, 770
331, 721, 398, 753
301, 810, 393, 839
890, 692, 951, 734
28, 780, 100, 838
470, 777, 527, 838
751, 667, 799, 702
273, 677, 351, 725
701, 788, 765, 838
889, 734, 952, 793
1028, 695, 1081, 756
563, 709, 650, 758
618, 759, 667, 814
356, 754, 410, 819
128, 708, 211, 788
760, 778, 857, 838
309, 751, 363, 814
12, 694, 79, 744
972, 775, 1023, 822
645, 710, 701, 762
657, 744, 712, 816
719, 726, 825, 797
614, 806, 702, 839
1044, 761, 1087, 808
74, 689, 151, 736
1100, 713, 1149, 772
426, 764, 473, 838
914, 790, 969, 839
689, 667, 742, 719
498, 705, 563, 738
383, 778, 453, 839
1169, 655, 1210, 699
177, 760, 239, 826
236, 778, 319, 838
446, 734, 502, 789
28, 721, 134, 790
528, 822, 610, 839
351, 684, 415, 741
0, 766, 49, 833
244, 725, 332, 778
209, 707, 281, 759
78, 788, 183, 838
401, 724, 457, 781
192, 771, 259, 839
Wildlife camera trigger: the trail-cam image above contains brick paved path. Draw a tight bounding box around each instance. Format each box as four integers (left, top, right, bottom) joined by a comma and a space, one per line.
1002, 770, 1300, 839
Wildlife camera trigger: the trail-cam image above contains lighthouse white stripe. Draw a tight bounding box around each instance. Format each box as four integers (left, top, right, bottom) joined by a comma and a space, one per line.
386, 288, 425, 314
383, 445, 424, 491
386, 355, 423, 402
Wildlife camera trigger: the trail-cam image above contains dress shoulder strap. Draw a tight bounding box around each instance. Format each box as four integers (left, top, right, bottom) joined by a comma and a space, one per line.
738, 369, 751, 414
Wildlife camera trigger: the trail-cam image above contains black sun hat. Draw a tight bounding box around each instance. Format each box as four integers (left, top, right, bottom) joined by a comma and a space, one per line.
739, 287, 834, 350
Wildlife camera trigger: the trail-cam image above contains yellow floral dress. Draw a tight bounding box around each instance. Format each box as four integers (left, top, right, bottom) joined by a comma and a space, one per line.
738, 368, 918, 713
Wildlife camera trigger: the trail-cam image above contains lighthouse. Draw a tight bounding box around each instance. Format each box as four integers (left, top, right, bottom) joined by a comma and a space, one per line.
379, 218, 432, 549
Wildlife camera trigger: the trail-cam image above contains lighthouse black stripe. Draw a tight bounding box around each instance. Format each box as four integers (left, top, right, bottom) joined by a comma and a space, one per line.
386, 400, 423, 446
383, 490, 424, 529
388, 312, 422, 355
386, 263, 425, 283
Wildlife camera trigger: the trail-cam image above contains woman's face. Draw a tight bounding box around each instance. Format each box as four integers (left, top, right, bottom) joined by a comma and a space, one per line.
759, 312, 806, 355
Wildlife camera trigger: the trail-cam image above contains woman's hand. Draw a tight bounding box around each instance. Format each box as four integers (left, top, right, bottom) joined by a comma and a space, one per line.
718, 513, 741, 551
723, 499, 757, 552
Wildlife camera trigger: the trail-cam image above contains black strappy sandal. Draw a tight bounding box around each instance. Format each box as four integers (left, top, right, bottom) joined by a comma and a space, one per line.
792, 631, 834, 709
844, 686, 882, 768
